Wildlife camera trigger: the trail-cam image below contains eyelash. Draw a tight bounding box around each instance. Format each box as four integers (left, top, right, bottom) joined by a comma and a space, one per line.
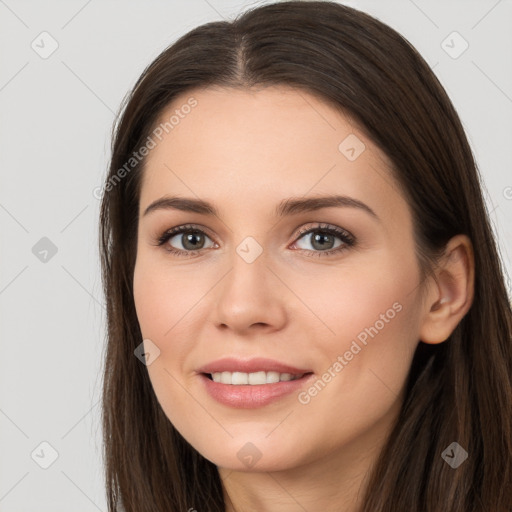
154, 223, 356, 258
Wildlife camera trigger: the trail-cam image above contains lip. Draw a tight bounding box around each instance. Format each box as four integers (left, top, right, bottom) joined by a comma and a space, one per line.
199, 373, 315, 408
196, 357, 315, 409
196, 357, 312, 375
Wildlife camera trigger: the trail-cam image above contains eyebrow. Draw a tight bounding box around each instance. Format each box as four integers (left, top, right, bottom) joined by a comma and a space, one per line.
142, 194, 378, 220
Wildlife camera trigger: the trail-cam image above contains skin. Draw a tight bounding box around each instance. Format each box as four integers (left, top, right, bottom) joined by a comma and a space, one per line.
133, 86, 474, 512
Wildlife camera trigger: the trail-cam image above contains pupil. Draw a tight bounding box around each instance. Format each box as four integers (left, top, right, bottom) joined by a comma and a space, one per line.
183, 232, 203, 250
312, 232, 334, 250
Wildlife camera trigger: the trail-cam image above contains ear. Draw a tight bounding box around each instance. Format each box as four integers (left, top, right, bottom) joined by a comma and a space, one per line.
419, 234, 475, 344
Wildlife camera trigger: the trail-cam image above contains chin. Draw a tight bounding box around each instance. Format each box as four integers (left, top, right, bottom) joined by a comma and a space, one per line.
186, 434, 309, 473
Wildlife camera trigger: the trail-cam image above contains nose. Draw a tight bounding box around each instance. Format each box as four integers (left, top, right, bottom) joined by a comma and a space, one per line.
212, 247, 288, 336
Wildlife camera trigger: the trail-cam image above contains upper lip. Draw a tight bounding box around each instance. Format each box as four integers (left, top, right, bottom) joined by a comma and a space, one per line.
197, 357, 312, 375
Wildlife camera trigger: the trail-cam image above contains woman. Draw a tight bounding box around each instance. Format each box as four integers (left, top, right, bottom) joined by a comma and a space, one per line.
99, 1, 512, 510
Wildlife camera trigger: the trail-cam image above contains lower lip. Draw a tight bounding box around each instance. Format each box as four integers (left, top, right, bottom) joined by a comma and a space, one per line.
199, 373, 314, 408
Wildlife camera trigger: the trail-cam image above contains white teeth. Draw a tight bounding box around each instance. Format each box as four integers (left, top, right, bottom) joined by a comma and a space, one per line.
220, 371, 232, 384
211, 371, 304, 385
266, 371, 280, 383
248, 371, 266, 385
231, 372, 248, 385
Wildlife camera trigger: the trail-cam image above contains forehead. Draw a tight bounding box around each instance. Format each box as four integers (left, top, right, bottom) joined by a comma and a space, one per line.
139, 85, 404, 222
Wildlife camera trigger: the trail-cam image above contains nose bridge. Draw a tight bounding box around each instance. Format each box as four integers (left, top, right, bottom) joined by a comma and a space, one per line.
224, 234, 270, 301
212, 233, 287, 332
235, 234, 266, 266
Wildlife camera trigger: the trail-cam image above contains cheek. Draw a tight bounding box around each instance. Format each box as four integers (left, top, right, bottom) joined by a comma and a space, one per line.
296, 301, 417, 454
133, 258, 204, 340
291, 249, 420, 354
133, 260, 207, 433
132, 257, 214, 394
293, 254, 421, 430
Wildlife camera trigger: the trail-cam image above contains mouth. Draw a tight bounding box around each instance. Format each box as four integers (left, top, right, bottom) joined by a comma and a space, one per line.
203, 371, 312, 385
199, 370, 315, 408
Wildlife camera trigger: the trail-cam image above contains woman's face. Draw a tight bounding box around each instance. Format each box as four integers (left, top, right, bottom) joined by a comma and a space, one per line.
133, 85, 427, 472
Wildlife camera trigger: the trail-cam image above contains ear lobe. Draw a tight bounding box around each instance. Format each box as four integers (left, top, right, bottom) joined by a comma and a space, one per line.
419, 235, 475, 345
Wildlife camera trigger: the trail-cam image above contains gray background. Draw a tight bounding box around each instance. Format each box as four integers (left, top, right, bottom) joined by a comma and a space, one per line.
0, 0, 510, 510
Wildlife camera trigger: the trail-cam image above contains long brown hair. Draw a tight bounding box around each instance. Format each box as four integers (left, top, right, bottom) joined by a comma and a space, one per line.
99, 1, 512, 510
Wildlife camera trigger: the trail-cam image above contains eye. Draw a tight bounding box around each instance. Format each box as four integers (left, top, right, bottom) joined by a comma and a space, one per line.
155, 224, 216, 257
291, 223, 355, 257
154, 222, 356, 258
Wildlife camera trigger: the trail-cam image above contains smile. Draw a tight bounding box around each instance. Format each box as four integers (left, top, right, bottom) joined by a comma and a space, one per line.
200, 372, 315, 408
